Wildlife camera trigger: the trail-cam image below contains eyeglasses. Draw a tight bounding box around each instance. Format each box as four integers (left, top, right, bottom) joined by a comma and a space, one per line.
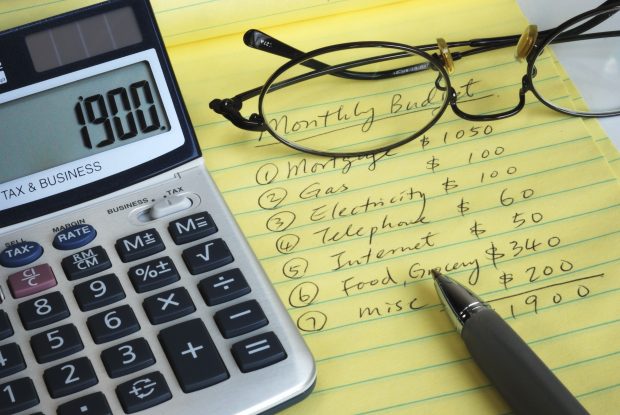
210, 1, 620, 157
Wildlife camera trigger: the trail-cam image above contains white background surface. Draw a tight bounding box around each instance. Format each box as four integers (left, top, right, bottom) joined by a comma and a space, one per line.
516, 0, 620, 149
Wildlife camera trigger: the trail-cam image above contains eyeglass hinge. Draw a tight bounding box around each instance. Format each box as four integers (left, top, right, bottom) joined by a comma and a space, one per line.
209, 98, 267, 132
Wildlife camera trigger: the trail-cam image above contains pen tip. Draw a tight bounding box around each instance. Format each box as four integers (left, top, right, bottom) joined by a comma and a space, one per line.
431, 269, 441, 280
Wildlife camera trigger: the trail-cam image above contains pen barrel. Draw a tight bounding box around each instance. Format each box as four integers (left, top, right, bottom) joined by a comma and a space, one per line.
461, 308, 589, 415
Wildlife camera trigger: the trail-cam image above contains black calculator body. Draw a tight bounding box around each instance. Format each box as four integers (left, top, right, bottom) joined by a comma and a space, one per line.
0, 1, 316, 414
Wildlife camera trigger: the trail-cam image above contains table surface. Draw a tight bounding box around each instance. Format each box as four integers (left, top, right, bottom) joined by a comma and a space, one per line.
517, 0, 619, 149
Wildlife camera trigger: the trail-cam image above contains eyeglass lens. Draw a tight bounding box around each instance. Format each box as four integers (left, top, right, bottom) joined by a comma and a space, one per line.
531, 8, 619, 115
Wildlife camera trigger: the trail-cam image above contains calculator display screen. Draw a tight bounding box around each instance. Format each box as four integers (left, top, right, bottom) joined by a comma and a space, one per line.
0, 61, 170, 184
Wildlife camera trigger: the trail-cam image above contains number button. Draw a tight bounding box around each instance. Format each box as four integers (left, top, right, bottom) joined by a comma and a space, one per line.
116, 371, 172, 414
43, 356, 98, 398
115, 229, 165, 263
87, 305, 140, 344
57, 392, 111, 415
0, 343, 26, 379
182, 239, 234, 275
73, 274, 126, 311
128, 257, 179, 293
30, 324, 84, 364
0, 377, 39, 414
18, 291, 70, 330
143, 287, 195, 325
101, 338, 155, 378
0, 311, 13, 341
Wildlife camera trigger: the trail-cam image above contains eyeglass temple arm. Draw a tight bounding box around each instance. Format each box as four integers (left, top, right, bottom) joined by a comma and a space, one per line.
244, 29, 451, 81
245, 0, 619, 64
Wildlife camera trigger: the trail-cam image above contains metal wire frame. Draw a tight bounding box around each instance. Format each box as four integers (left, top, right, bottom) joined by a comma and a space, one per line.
210, 1, 620, 157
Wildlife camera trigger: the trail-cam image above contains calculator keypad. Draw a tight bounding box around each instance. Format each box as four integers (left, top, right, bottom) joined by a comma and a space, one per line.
1, 197, 310, 414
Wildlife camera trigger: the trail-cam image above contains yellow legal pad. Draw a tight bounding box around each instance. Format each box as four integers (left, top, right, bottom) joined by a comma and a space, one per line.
2, 1, 619, 414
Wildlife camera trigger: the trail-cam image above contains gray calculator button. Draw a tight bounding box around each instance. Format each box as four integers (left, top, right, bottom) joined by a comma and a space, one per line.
182, 238, 233, 275
115, 229, 165, 263
198, 268, 251, 306
158, 318, 228, 393
87, 305, 140, 344
101, 338, 155, 379
61, 246, 112, 281
30, 323, 83, 364
18, 291, 70, 330
168, 211, 217, 245
43, 356, 98, 399
231, 332, 287, 373
73, 274, 125, 311
0, 343, 26, 379
0, 377, 39, 414
143, 287, 195, 325
214, 299, 268, 339
128, 257, 179, 293
0, 311, 13, 341
116, 371, 171, 414
57, 392, 111, 415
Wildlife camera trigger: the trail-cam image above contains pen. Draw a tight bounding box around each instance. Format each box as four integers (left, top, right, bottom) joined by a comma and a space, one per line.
431, 270, 589, 415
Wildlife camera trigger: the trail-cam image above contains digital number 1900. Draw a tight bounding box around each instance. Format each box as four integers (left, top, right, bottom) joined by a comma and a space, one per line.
74, 80, 165, 149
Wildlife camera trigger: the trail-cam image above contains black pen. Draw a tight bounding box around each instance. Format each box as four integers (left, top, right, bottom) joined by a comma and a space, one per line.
431, 270, 589, 415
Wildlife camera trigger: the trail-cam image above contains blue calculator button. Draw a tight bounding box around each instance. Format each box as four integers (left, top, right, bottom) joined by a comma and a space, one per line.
0, 242, 43, 268
53, 224, 97, 250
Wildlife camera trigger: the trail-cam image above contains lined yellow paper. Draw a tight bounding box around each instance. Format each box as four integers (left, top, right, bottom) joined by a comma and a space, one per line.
2, 1, 619, 414
173, 1, 620, 413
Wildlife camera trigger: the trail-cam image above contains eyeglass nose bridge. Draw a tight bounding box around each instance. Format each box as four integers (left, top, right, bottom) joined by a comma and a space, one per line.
448, 74, 530, 121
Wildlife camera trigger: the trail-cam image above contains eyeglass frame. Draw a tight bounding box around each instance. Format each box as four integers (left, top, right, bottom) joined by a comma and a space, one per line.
210, 1, 620, 157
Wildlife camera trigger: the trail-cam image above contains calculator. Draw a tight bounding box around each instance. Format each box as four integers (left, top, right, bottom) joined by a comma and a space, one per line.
0, 0, 316, 414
